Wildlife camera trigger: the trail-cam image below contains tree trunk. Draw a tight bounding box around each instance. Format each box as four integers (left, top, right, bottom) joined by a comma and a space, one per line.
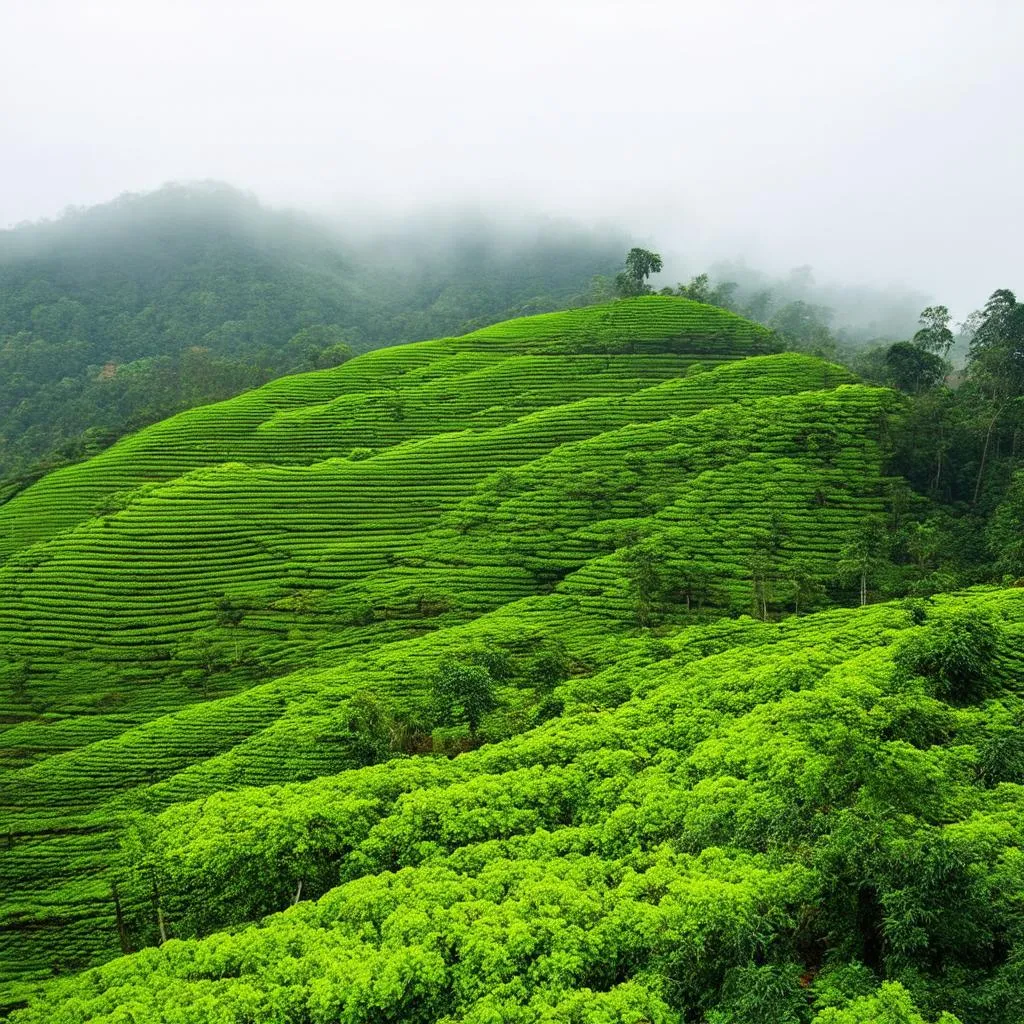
974, 404, 1007, 505
860, 570, 867, 607
931, 425, 944, 496
150, 870, 168, 945
293, 879, 303, 906
111, 881, 130, 954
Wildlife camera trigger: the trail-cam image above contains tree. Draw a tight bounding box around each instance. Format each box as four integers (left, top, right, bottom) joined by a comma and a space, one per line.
912, 305, 954, 357
673, 273, 739, 310
748, 552, 773, 620
708, 279, 739, 310
525, 640, 571, 690
904, 518, 942, 570
328, 691, 433, 761
747, 507, 789, 619
175, 637, 231, 697
893, 611, 1001, 704
884, 342, 947, 394
787, 560, 825, 615
769, 300, 836, 355
987, 471, 1024, 578
283, 325, 356, 370
677, 272, 711, 303
430, 660, 497, 736
623, 537, 668, 624
674, 558, 714, 612
214, 595, 244, 627
0, 656, 30, 701
837, 518, 889, 606
614, 248, 663, 297
813, 982, 960, 1024
966, 289, 1024, 503
742, 289, 775, 323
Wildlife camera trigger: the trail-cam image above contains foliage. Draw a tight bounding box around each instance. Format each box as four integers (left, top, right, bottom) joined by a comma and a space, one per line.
615, 248, 663, 297
884, 342, 948, 395
837, 518, 890, 607
987, 472, 1024, 578
430, 659, 497, 735
912, 305, 955, 357
2, 294, 1024, 1022
892, 611, 1001, 704
5, 587, 1024, 1024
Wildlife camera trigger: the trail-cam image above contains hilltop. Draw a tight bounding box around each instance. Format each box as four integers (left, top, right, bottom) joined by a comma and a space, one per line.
1, 296, 1020, 1023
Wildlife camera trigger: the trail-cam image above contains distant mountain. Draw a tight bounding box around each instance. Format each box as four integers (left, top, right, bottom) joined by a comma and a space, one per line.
0, 182, 622, 490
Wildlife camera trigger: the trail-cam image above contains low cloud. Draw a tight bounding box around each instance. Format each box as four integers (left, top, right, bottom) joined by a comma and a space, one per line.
2, 0, 1021, 316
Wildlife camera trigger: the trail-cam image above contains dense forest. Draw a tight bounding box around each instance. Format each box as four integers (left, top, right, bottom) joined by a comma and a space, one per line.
0, 182, 622, 494
0, 274, 1022, 1022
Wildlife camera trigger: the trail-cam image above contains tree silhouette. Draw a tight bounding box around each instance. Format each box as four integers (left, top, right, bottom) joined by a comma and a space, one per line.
615, 248, 663, 297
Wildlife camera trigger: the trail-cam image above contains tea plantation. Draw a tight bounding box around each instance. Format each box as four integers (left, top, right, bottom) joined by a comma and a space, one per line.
1, 297, 1020, 1023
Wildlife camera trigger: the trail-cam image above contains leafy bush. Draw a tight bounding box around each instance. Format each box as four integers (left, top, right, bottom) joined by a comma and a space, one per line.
893, 612, 1002, 703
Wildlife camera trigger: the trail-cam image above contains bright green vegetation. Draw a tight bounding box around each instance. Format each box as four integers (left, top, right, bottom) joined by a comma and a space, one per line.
663, 265, 1024, 589
8, 588, 1024, 1024
0, 295, 1021, 1022
0, 182, 622, 490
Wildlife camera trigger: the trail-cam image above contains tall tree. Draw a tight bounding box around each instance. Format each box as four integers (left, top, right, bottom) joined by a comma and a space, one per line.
615, 248, 663, 297
966, 289, 1024, 503
987, 472, 1024, 578
884, 342, 947, 395
768, 300, 836, 355
912, 305, 954, 357
838, 518, 889, 606
430, 660, 497, 736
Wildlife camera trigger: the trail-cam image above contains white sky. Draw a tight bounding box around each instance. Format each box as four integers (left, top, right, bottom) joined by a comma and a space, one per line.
1, 0, 1021, 309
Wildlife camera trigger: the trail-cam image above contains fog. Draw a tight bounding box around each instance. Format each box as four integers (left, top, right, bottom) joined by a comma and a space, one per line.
2, 0, 1021, 315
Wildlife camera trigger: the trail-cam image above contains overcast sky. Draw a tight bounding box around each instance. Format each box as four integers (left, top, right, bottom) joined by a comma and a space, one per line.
2, 0, 1021, 310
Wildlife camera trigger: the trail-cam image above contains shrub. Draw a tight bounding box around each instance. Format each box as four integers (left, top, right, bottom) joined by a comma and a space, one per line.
893, 612, 1002, 703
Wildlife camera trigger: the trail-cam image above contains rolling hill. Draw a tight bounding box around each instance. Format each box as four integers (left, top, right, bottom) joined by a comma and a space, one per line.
1, 296, 1020, 1023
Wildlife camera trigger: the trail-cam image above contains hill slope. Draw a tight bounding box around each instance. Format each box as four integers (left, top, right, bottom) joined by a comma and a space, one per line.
0, 296, 975, 1017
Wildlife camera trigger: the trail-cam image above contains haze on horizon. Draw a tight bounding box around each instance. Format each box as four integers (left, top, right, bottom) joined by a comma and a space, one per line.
2, 0, 1021, 314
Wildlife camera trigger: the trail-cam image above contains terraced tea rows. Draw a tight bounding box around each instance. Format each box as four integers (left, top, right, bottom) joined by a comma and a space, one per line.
0, 296, 776, 558
0, 297, 913, 1004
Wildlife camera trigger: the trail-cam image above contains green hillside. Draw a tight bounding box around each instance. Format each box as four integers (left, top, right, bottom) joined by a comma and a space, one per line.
1, 296, 1019, 1023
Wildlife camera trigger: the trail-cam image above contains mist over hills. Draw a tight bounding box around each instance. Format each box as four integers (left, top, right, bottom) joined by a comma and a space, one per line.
2, 181, 955, 500
0, 176, 1022, 1023
2, 0, 1021, 1016
0, 182, 624, 489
